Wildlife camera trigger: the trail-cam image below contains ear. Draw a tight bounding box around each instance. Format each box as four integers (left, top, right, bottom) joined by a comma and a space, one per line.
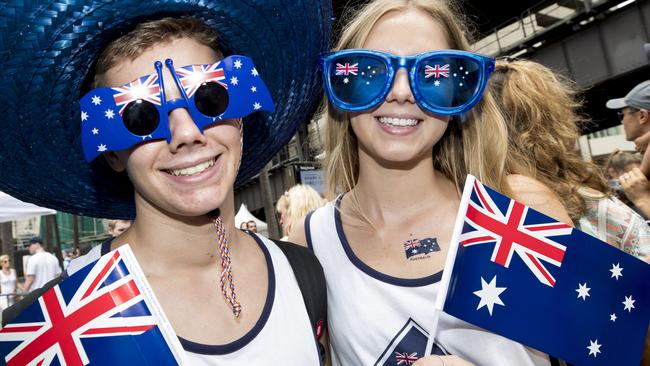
640, 109, 649, 125
103, 151, 127, 172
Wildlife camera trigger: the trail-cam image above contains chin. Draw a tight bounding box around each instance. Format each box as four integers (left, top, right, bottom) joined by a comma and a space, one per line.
145, 187, 229, 218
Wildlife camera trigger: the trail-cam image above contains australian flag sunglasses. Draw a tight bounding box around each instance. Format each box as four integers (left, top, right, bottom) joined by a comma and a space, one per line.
80, 55, 274, 162
320, 49, 495, 116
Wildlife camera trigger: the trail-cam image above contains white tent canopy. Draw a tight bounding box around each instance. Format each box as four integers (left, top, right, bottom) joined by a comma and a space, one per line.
0, 192, 57, 223
234, 203, 268, 236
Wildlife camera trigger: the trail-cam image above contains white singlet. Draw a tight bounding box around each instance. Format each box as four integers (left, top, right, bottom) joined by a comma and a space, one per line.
305, 200, 551, 366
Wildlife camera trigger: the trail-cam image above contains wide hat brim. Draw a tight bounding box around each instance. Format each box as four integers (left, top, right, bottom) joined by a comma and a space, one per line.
0, 0, 331, 219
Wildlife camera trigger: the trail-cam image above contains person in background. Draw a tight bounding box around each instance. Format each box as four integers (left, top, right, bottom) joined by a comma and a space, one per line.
276, 193, 290, 240
282, 184, 326, 240
602, 150, 650, 218
0, 255, 17, 310
106, 219, 133, 237
604, 149, 642, 181
61, 250, 73, 271
22, 237, 62, 293
491, 58, 649, 262
291, 0, 570, 365
605, 80, 650, 162
239, 222, 249, 231
246, 220, 258, 233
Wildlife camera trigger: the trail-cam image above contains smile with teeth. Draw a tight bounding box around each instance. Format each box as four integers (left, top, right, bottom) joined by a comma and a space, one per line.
166, 158, 216, 177
377, 116, 421, 127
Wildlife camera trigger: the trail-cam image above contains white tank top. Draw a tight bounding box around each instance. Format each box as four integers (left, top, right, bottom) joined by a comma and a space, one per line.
0, 269, 16, 294
306, 200, 551, 366
67, 233, 321, 365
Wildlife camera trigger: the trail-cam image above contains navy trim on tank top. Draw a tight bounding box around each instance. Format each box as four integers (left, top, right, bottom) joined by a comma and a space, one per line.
177, 232, 276, 355
334, 196, 442, 287
305, 211, 315, 252
102, 233, 277, 355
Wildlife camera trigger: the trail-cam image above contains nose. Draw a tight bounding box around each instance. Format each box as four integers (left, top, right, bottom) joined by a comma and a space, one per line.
385, 67, 416, 105
168, 108, 207, 153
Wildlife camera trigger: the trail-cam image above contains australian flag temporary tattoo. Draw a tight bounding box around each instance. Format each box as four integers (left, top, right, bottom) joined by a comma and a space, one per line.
404, 238, 440, 259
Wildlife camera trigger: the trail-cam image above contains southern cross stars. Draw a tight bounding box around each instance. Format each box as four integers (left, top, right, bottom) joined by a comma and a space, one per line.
623, 295, 635, 312
81, 111, 88, 121
587, 339, 601, 357
473, 275, 506, 316
104, 109, 115, 119
230, 76, 238, 86
233, 59, 242, 69
91, 95, 102, 105
576, 283, 590, 300
609, 263, 623, 280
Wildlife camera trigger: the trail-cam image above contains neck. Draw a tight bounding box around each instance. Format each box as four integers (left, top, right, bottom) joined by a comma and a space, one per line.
118, 190, 241, 275
352, 149, 458, 226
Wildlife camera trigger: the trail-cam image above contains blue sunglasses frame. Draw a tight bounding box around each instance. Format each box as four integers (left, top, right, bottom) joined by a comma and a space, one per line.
320, 49, 495, 116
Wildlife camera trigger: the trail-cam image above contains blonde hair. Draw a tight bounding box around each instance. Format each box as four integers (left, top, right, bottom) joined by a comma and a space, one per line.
276, 194, 289, 215
491, 59, 609, 222
93, 17, 221, 87
0, 255, 9, 265
323, 0, 509, 202
284, 184, 327, 236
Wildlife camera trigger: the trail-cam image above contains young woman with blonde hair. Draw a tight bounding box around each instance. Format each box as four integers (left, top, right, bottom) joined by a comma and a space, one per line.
491, 58, 650, 262
290, 1, 570, 365
0, 254, 17, 310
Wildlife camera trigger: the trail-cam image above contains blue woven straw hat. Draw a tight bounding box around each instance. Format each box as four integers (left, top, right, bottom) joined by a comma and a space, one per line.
0, 0, 331, 219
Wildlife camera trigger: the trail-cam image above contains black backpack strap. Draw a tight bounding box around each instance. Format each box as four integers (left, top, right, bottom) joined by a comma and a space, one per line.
2, 276, 62, 326
272, 239, 327, 339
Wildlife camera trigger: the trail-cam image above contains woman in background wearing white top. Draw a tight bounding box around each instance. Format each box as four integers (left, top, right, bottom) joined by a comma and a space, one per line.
0, 254, 17, 310
291, 0, 572, 365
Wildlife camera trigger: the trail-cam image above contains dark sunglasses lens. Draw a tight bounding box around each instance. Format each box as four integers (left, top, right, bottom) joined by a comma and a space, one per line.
195, 82, 229, 117
416, 56, 482, 109
328, 54, 388, 108
122, 100, 160, 136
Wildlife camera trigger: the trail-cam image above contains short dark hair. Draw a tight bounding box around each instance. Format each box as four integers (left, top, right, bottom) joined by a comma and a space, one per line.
28, 237, 42, 245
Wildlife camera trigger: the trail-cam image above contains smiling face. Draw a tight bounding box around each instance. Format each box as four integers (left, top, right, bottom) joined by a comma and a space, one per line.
349, 7, 451, 166
103, 37, 241, 217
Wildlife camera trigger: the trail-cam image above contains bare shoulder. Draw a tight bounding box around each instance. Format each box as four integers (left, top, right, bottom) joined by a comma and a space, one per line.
288, 217, 308, 247
506, 174, 573, 225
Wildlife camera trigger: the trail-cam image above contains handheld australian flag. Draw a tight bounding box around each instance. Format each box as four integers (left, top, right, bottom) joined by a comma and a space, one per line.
431, 175, 650, 366
0, 245, 185, 365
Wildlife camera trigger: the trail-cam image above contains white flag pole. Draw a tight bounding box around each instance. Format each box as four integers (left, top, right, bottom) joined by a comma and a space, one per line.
425, 174, 476, 355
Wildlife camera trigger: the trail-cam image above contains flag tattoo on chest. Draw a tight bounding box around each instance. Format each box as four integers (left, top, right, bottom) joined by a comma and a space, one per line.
403, 237, 440, 260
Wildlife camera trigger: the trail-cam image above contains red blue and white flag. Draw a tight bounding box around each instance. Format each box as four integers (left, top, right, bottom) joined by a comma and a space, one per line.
429, 175, 650, 365
0, 245, 185, 365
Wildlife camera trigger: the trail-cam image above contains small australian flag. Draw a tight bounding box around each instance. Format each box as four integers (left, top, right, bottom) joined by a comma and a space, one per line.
404, 238, 440, 259
436, 175, 650, 366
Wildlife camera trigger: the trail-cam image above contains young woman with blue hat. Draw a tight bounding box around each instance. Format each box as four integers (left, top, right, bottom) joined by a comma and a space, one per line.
0, 1, 330, 364
291, 0, 571, 365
